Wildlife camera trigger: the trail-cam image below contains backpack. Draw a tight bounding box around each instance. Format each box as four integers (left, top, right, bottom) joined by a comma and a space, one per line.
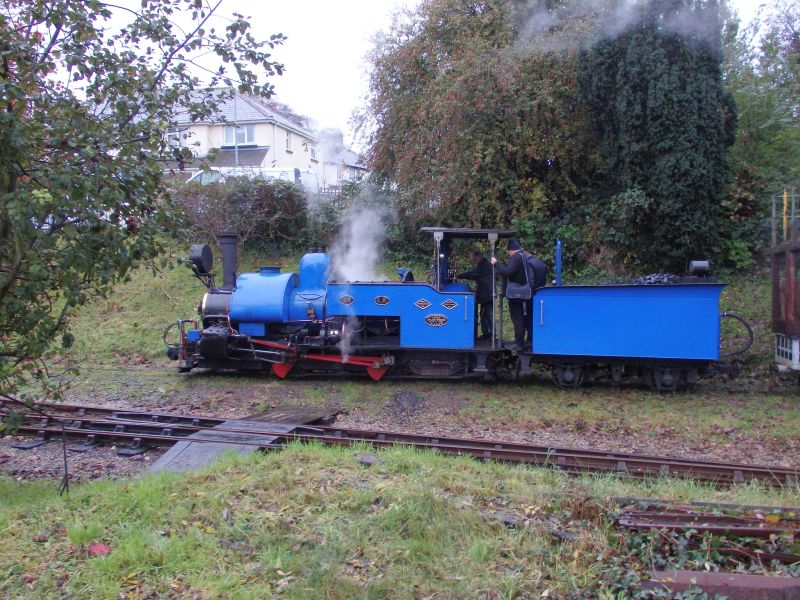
524, 252, 547, 291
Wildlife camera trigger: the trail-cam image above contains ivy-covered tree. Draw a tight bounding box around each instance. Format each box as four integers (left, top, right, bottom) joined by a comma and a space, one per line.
578, 0, 737, 271
0, 0, 284, 400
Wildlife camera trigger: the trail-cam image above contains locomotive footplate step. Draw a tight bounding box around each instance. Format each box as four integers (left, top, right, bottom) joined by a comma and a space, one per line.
149, 421, 297, 474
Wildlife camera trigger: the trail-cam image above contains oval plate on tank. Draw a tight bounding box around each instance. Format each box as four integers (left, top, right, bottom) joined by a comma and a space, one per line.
339, 294, 354, 305
375, 295, 390, 306
424, 313, 448, 327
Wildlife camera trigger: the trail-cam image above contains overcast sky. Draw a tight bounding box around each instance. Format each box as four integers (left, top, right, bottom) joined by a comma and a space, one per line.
218, 0, 762, 151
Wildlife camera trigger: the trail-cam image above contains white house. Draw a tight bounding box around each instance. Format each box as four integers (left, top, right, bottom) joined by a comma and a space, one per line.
167, 90, 368, 189
167, 90, 319, 179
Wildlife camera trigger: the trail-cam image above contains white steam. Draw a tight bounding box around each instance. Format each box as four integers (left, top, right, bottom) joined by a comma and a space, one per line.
328, 193, 393, 364
515, 0, 723, 51
330, 204, 390, 282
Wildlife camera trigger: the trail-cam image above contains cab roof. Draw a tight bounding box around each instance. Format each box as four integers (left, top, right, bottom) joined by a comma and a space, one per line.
419, 227, 516, 239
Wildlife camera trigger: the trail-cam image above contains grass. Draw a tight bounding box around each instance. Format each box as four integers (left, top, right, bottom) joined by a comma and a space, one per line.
65, 255, 200, 365
1, 444, 798, 599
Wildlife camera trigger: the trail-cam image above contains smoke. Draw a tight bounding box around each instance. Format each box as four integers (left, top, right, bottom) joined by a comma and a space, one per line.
515, 0, 723, 52
337, 314, 362, 364
329, 201, 391, 282
319, 128, 345, 161
328, 189, 393, 363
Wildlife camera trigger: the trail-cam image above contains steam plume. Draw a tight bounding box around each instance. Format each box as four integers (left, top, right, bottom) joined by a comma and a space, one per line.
515, 0, 724, 51
330, 202, 391, 282
329, 189, 393, 363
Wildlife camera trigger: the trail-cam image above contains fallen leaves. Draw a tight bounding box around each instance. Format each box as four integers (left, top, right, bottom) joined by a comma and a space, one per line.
87, 542, 112, 557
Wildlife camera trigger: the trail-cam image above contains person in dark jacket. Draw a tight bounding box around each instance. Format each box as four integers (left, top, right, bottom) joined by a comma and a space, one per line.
457, 250, 493, 339
491, 239, 531, 350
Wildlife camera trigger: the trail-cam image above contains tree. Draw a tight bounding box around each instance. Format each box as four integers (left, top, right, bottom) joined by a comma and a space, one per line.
360, 0, 604, 260
723, 0, 800, 239
0, 0, 284, 401
578, 0, 736, 271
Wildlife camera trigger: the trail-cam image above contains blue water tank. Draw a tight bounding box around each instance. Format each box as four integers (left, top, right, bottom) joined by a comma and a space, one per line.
531, 284, 724, 360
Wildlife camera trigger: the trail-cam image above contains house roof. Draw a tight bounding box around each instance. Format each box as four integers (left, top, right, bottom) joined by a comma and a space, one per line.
172, 90, 318, 141
324, 147, 367, 169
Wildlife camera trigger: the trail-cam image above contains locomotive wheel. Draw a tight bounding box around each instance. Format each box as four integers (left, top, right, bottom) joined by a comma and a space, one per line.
498, 354, 520, 381
553, 365, 584, 389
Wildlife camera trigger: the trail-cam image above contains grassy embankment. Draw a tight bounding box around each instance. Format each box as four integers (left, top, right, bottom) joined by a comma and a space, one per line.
2, 444, 799, 599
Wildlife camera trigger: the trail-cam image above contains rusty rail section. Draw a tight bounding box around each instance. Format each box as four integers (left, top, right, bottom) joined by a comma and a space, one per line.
3, 402, 798, 487
618, 510, 800, 538
623, 504, 800, 597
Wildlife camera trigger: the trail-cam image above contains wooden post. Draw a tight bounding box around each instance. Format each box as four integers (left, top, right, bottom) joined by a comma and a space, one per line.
772, 193, 777, 246
792, 249, 798, 332
784, 188, 789, 241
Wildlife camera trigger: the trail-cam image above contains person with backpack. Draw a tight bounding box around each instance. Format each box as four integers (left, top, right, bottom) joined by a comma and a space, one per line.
524, 252, 547, 292
490, 239, 530, 351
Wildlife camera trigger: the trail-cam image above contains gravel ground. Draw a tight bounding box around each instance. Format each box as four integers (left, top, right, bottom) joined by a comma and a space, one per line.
333, 389, 800, 469
0, 438, 165, 483
2, 372, 798, 483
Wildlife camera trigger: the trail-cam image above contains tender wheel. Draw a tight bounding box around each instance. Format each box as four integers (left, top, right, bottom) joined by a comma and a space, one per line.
647, 367, 680, 392
553, 365, 584, 389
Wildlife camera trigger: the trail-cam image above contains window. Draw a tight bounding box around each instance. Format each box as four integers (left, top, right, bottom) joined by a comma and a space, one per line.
166, 130, 185, 148
223, 124, 255, 146
285, 130, 292, 152
310, 145, 317, 160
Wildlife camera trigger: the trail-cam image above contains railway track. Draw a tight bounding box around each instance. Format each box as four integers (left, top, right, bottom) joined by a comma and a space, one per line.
1, 401, 798, 487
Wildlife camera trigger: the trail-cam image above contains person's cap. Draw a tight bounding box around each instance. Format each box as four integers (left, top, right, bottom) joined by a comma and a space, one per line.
506, 239, 521, 251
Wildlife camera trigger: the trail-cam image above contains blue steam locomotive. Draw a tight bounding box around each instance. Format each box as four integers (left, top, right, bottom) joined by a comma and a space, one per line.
166, 228, 738, 390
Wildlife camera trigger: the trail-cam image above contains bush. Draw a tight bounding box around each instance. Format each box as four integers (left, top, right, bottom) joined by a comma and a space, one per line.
173, 177, 308, 250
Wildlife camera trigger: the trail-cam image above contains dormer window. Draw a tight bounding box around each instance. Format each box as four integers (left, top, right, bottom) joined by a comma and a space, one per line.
223, 124, 255, 146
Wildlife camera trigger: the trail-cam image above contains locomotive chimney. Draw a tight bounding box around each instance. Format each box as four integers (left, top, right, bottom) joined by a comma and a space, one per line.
218, 232, 238, 290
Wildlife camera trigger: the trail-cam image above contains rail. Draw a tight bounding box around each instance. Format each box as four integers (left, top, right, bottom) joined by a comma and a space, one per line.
2, 401, 798, 487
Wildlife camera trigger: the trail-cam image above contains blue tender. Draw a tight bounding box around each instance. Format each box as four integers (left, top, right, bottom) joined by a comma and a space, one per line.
530, 284, 725, 361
